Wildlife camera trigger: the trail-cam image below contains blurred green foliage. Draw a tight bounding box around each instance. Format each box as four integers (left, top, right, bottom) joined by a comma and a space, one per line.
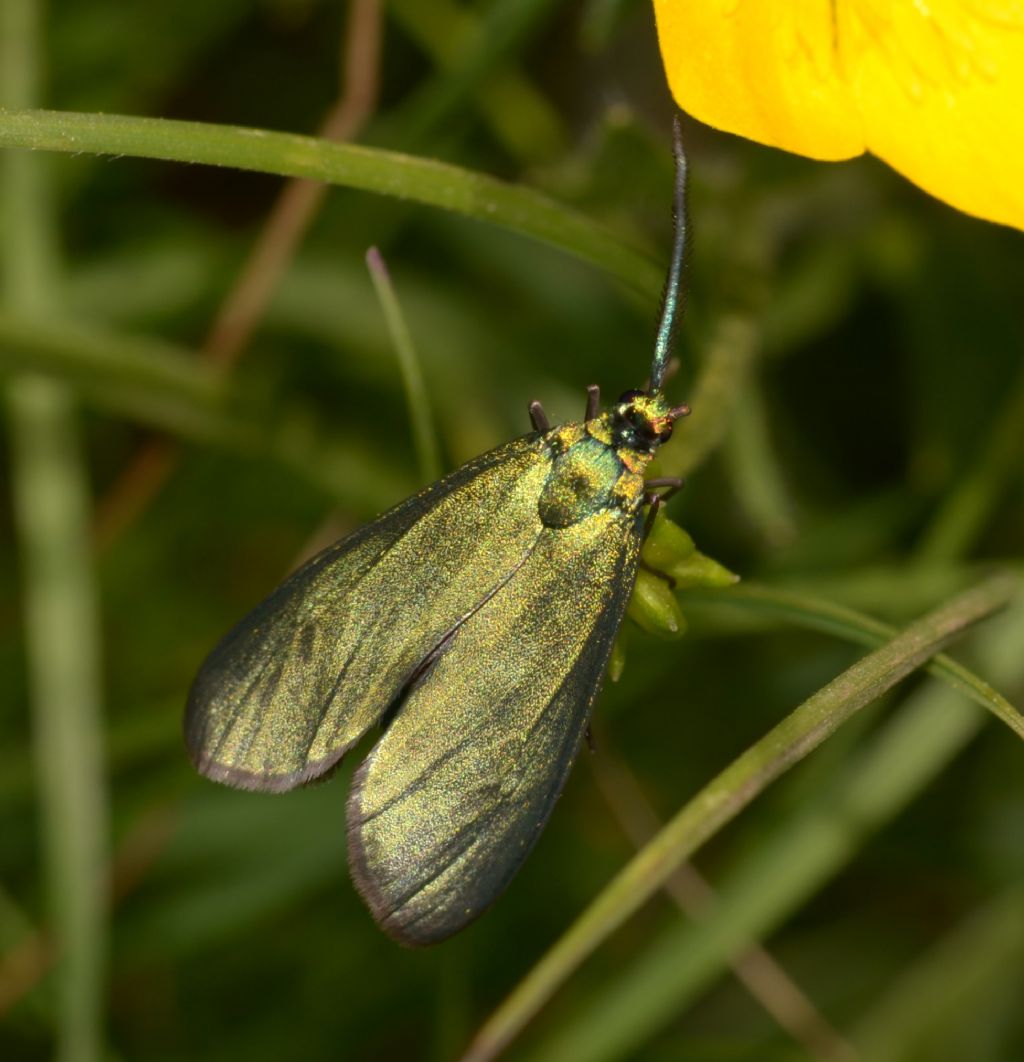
2, 1, 1024, 1060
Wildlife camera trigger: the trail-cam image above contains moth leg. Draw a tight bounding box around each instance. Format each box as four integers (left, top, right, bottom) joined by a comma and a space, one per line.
641, 482, 686, 537
642, 493, 663, 540
645, 476, 684, 501
584, 723, 595, 753
528, 400, 550, 433
639, 558, 677, 589
584, 384, 600, 422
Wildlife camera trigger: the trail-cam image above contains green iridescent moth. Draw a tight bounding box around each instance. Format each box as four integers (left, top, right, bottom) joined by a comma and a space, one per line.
186, 123, 693, 946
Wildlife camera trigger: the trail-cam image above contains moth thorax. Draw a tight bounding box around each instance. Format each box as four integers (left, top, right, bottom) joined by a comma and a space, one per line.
537, 441, 622, 528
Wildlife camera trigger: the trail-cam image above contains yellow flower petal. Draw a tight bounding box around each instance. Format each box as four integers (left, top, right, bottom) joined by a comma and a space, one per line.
654, 0, 1024, 230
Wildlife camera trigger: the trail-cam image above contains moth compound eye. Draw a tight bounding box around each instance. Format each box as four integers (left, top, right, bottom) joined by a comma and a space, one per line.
659, 422, 674, 442
617, 388, 645, 404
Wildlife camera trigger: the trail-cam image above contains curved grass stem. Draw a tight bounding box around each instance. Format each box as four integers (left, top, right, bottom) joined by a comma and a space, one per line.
460, 573, 1017, 1062
682, 581, 1024, 741
0, 108, 662, 300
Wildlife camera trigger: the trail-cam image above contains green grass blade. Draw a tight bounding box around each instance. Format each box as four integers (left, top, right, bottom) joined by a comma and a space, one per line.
0, 310, 412, 510
0, 108, 662, 300
0, 311, 225, 432
6, 384, 109, 1062
460, 574, 1017, 1062
3, 4, 108, 1060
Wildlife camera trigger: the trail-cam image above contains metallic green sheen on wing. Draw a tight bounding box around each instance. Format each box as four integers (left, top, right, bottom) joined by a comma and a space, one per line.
185, 434, 552, 790
347, 505, 642, 945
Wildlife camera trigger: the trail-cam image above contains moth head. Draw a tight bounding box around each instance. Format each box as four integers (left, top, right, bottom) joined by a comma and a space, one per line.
610, 390, 689, 454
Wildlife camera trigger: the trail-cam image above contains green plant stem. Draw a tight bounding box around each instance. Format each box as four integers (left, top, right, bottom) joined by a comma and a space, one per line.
528, 656, 992, 1061
589, 749, 858, 1062
2, 4, 107, 1060
460, 574, 1015, 1062
366, 247, 442, 483
681, 582, 1024, 740
0, 108, 661, 300
747, 562, 999, 620
527, 587, 1024, 1060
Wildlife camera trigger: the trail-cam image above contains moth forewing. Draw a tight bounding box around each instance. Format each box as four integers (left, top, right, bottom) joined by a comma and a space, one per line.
185, 435, 552, 791
347, 506, 641, 946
